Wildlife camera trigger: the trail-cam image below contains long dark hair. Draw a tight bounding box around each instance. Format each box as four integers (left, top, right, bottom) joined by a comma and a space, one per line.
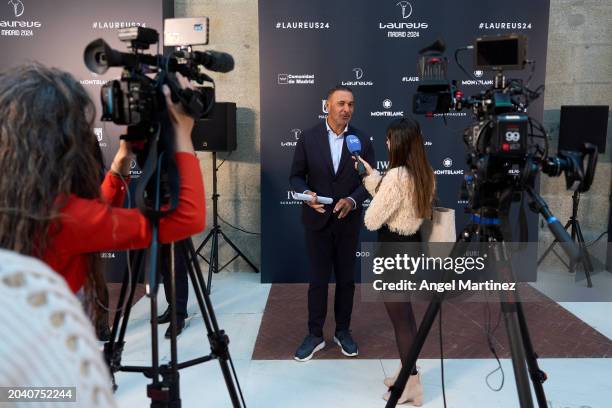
0, 63, 105, 316
378, 117, 435, 218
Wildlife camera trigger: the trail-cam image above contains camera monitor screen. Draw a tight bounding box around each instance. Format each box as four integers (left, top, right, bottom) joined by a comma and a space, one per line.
475, 35, 526, 71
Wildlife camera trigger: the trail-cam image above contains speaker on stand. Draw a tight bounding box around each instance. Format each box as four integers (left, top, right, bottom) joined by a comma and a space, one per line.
191, 103, 259, 294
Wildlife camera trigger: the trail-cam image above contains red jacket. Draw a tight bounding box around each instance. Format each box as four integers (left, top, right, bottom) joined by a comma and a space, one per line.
43, 152, 205, 292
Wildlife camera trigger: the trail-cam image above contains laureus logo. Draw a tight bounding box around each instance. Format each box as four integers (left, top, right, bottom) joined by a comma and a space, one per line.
93, 128, 103, 142
396, 1, 412, 19
8, 0, 24, 18
290, 128, 302, 141
352, 67, 364, 80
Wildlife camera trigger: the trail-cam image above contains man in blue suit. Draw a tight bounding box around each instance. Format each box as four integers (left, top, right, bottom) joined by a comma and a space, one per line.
290, 85, 375, 361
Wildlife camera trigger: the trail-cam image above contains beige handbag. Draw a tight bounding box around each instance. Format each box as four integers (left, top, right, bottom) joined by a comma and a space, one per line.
420, 207, 456, 243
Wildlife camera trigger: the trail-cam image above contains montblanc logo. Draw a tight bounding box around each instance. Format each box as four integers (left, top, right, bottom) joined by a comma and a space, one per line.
474, 70, 484, 78
342, 67, 373, 87
281, 128, 302, 148
396, 1, 412, 19
8, 0, 24, 17
461, 78, 494, 86
435, 157, 464, 176
371, 99, 403, 117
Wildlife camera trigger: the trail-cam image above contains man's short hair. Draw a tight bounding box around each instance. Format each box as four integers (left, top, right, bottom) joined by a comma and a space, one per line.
326, 84, 354, 100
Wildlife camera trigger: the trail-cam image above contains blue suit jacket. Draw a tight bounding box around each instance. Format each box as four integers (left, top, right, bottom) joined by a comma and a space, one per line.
289, 122, 375, 231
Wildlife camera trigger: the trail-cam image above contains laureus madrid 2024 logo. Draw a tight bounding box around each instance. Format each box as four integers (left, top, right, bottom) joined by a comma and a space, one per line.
8, 0, 24, 18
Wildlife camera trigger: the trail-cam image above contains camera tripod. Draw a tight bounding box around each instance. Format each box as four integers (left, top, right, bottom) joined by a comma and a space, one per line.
386, 186, 580, 408
195, 152, 259, 295
537, 190, 594, 287
103, 238, 246, 408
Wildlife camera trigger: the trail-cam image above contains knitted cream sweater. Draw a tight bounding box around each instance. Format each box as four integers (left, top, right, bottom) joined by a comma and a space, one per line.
363, 167, 427, 236
0, 249, 117, 407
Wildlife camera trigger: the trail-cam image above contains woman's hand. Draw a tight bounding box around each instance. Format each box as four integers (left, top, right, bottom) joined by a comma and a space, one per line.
163, 73, 195, 153
353, 155, 374, 176
110, 140, 134, 177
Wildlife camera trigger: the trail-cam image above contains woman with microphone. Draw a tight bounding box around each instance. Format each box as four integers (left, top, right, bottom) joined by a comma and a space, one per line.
356, 117, 435, 406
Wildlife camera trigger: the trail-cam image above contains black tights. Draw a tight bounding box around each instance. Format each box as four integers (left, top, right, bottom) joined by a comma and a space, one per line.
385, 301, 419, 375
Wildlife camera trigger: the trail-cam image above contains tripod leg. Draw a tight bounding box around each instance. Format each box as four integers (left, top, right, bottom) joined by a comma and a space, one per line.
493, 239, 537, 408
180, 240, 247, 407
538, 220, 571, 267
166, 243, 181, 406
501, 301, 535, 408
574, 221, 594, 287
117, 250, 147, 342
105, 249, 147, 388
195, 229, 214, 262
219, 230, 259, 273
208, 229, 219, 294
515, 301, 548, 407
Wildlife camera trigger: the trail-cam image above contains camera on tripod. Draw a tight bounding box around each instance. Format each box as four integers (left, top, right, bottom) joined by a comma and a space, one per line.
83, 17, 234, 141
413, 34, 598, 211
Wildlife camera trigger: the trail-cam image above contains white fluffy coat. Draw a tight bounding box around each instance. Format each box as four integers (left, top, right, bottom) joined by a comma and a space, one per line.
363, 167, 427, 235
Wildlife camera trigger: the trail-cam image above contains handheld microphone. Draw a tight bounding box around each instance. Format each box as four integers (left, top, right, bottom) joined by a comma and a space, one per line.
346, 134, 366, 175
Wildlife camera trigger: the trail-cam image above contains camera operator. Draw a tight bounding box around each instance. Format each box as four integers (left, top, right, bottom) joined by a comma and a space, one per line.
0, 63, 205, 327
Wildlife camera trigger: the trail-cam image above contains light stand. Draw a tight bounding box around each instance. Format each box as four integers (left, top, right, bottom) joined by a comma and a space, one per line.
195, 152, 259, 294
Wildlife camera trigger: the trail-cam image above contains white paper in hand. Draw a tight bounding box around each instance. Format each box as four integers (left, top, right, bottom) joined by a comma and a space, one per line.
291, 192, 333, 205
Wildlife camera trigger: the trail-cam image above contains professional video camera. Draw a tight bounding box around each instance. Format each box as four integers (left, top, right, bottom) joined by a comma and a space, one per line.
83, 19, 246, 408
413, 34, 598, 213
385, 35, 600, 408
84, 18, 234, 141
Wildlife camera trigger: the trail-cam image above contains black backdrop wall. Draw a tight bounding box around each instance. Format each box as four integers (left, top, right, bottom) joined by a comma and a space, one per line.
0, 0, 172, 281
259, 0, 551, 283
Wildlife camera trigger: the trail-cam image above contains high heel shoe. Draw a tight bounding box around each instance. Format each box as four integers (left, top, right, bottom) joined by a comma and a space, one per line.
384, 364, 420, 388
382, 372, 423, 406
383, 364, 401, 388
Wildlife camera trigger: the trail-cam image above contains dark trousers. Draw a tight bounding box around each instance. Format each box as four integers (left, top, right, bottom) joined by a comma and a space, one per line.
161, 243, 189, 318
305, 218, 360, 337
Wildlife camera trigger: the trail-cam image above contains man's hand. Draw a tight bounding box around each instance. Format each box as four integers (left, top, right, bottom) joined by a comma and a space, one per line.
305, 191, 325, 214
333, 198, 353, 219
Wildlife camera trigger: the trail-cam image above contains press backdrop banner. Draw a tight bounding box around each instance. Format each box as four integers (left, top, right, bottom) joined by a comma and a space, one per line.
259, 0, 551, 282
0, 0, 172, 281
